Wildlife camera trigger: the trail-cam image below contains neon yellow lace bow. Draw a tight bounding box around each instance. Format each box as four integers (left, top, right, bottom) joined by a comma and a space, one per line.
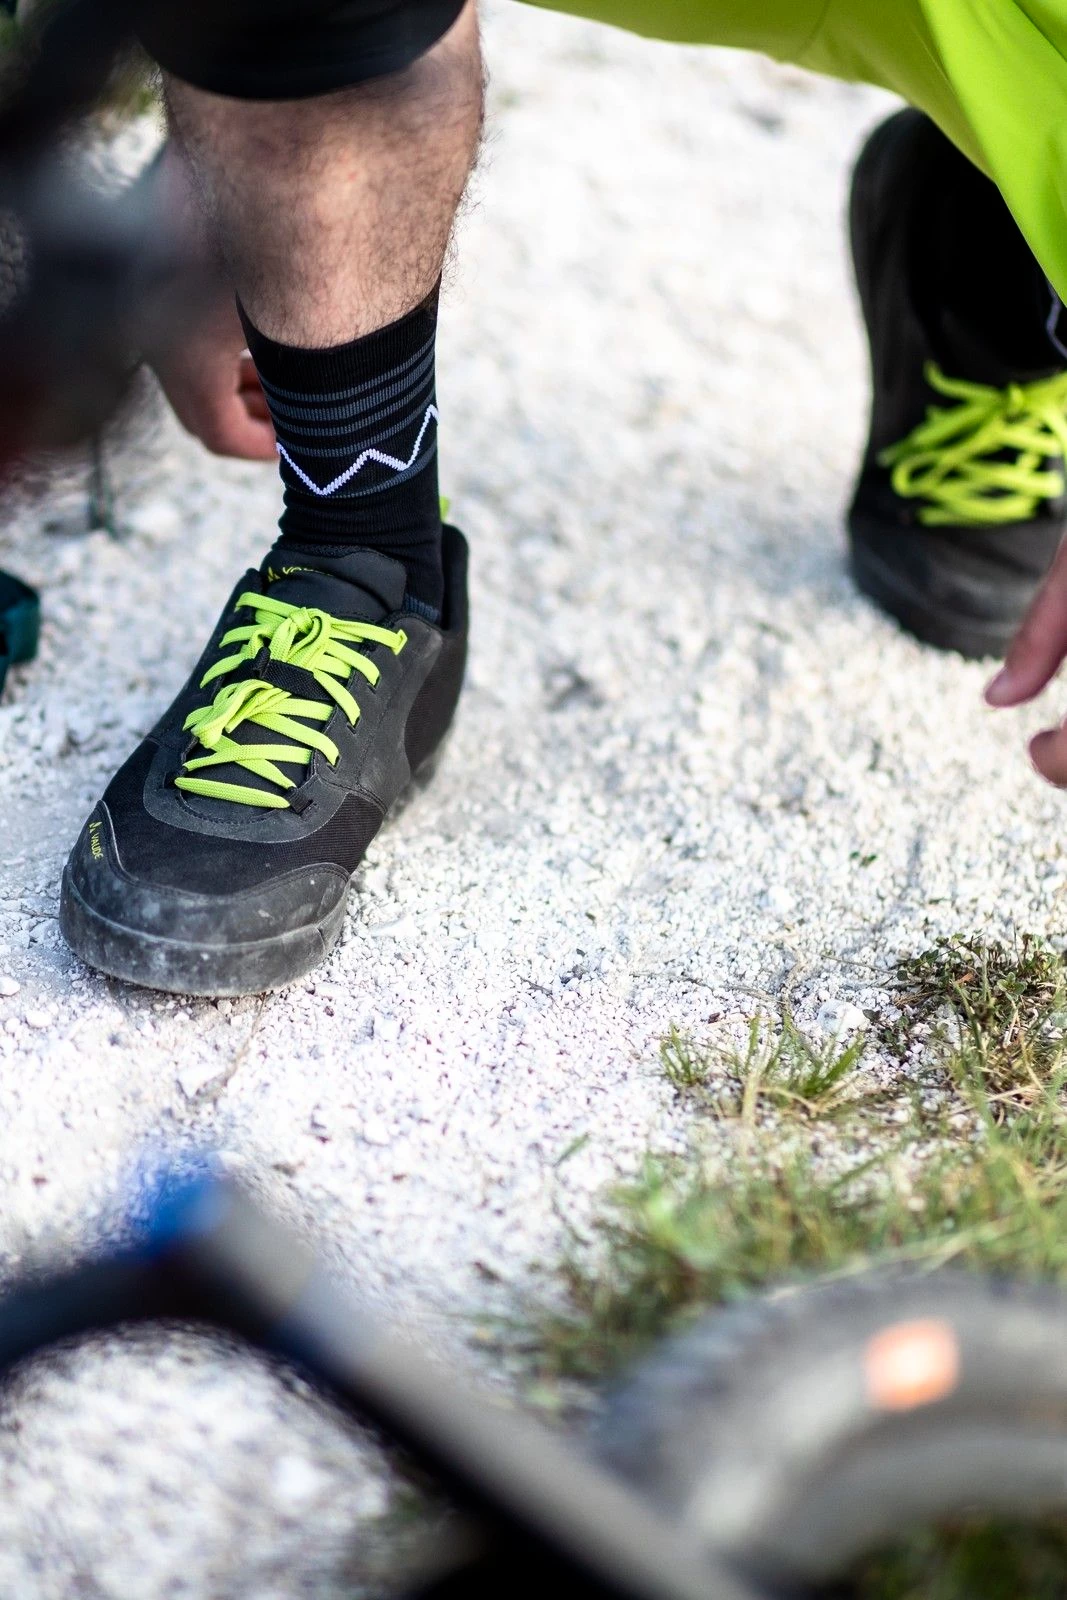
174, 591, 406, 810
879, 362, 1067, 526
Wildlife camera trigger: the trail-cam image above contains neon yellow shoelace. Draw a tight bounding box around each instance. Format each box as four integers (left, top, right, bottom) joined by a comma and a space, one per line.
174, 592, 407, 809
879, 362, 1067, 526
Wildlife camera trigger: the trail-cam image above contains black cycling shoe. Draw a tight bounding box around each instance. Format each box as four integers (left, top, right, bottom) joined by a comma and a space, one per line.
848, 108, 1067, 660
60, 527, 468, 996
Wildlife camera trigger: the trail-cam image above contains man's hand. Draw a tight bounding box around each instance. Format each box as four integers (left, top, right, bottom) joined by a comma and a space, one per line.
149, 294, 276, 462
986, 539, 1067, 783
145, 138, 276, 462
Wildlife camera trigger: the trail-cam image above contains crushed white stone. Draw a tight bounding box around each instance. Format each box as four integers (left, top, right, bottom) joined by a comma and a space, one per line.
176, 1059, 223, 1101
815, 999, 869, 1037
0, 6, 1059, 1594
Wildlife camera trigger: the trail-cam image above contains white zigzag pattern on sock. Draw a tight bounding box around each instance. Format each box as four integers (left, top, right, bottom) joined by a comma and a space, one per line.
275, 404, 440, 497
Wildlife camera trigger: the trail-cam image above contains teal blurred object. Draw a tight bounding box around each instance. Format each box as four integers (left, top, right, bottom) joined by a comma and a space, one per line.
0, 570, 39, 695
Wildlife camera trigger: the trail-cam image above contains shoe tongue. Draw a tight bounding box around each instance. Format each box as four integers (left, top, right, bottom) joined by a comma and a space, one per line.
934, 307, 1062, 387
176, 545, 408, 822
260, 544, 407, 622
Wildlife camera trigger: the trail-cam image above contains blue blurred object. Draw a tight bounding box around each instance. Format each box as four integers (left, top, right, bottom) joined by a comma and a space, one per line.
126, 1152, 228, 1252
0, 1160, 752, 1600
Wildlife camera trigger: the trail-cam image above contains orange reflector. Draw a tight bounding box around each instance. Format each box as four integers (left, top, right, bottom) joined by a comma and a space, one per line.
864, 1318, 960, 1412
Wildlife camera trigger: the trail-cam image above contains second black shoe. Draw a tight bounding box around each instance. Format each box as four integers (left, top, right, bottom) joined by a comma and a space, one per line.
60, 527, 468, 996
848, 109, 1067, 659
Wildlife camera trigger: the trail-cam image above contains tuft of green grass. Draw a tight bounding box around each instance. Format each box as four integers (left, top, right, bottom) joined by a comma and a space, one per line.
537, 940, 1067, 1380
537, 1069, 1067, 1380
527, 935, 1067, 1599
661, 1012, 876, 1121
887, 933, 1067, 1068
659, 1025, 710, 1091
725, 1012, 873, 1121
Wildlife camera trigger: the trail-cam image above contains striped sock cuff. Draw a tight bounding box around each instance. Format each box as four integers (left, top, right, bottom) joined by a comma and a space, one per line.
240, 288, 445, 615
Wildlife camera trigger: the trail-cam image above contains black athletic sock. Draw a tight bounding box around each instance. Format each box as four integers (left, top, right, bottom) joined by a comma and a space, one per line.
240, 289, 444, 620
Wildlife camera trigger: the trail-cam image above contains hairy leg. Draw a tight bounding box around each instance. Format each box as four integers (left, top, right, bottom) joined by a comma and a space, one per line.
162, 0, 483, 347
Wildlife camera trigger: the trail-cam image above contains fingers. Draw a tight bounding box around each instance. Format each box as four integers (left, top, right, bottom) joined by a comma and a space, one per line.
1029, 725, 1067, 787
238, 353, 272, 425
199, 392, 277, 460
986, 535, 1067, 706
985, 536, 1067, 787
151, 340, 277, 461
986, 533, 1067, 787
166, 380, 275, 460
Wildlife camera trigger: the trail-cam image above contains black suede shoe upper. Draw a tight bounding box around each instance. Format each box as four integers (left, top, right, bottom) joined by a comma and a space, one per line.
65, 528, 468, 945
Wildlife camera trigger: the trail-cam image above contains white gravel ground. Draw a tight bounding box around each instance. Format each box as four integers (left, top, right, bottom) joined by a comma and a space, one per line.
0, 5, 1064, 1593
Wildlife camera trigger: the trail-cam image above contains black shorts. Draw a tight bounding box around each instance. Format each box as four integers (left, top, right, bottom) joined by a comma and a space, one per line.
139, 0, 467, 100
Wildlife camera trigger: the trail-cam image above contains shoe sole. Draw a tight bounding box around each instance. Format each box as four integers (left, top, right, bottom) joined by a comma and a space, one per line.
848, 524, 1020, 660
59, 740, 450, 998
59, 866, 349, 998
